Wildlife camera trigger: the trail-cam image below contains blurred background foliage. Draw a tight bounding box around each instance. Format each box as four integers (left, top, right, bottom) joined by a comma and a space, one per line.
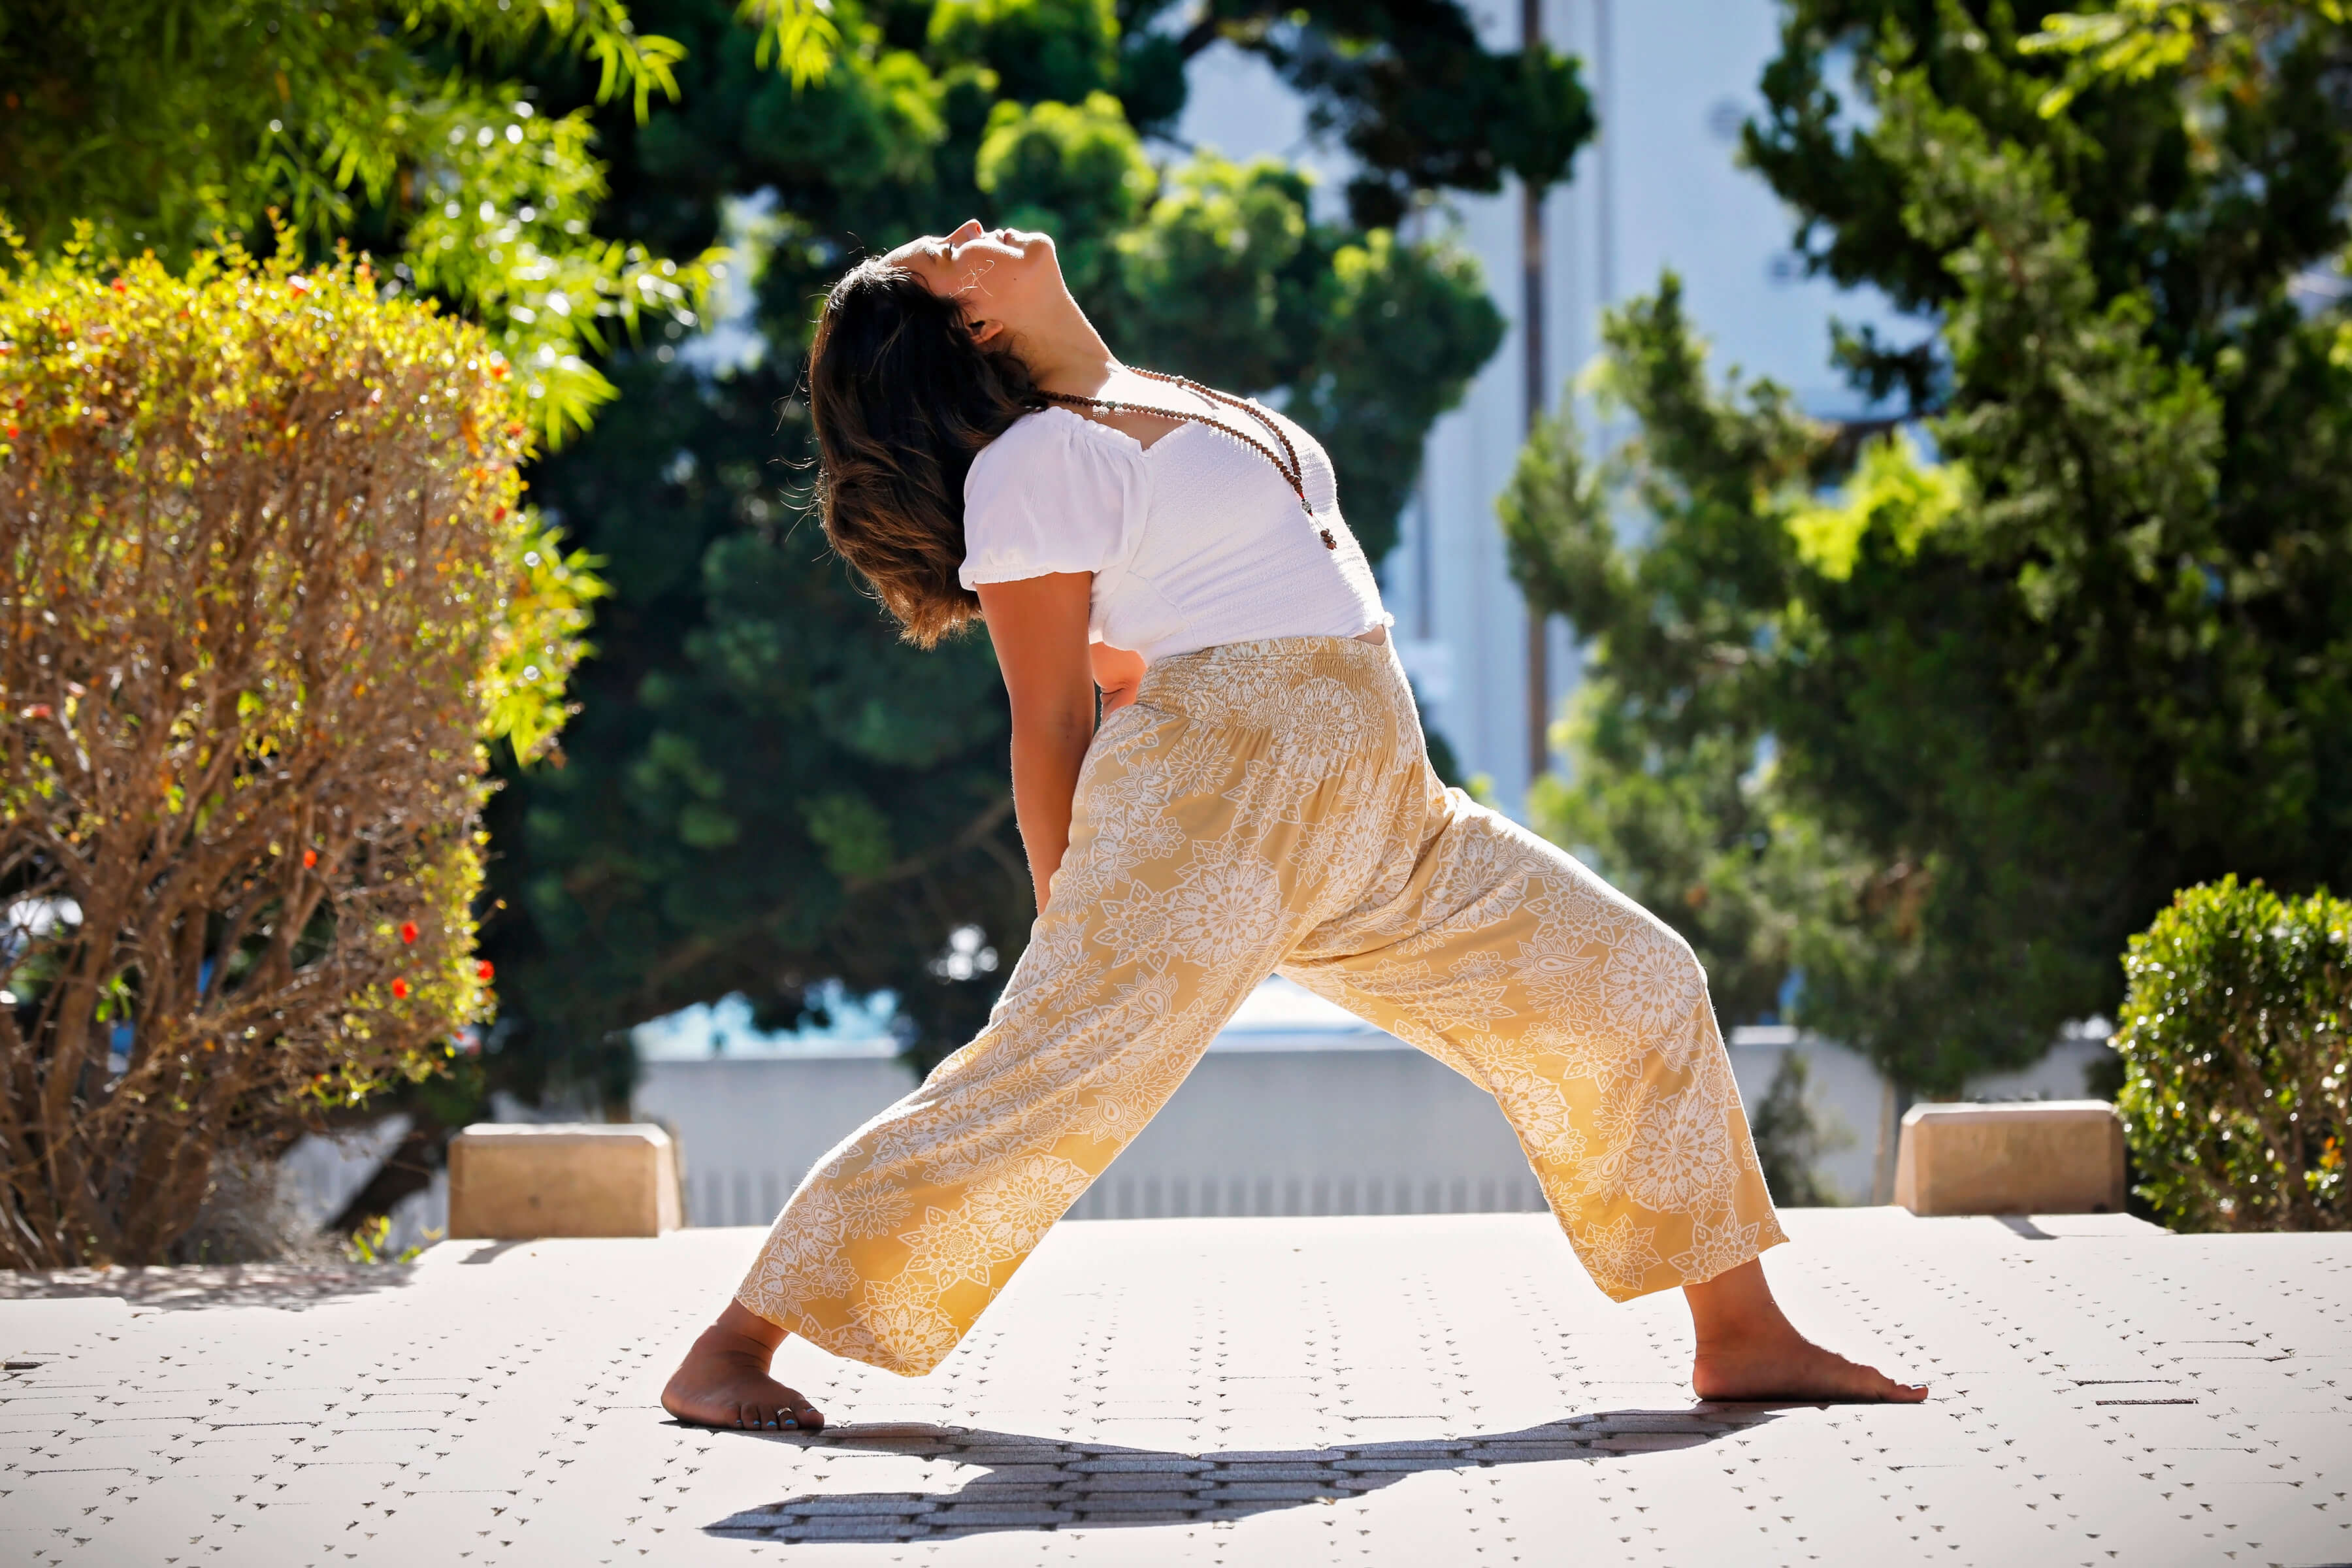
1503, 0, 2352, 1098
0, 0, 731, 444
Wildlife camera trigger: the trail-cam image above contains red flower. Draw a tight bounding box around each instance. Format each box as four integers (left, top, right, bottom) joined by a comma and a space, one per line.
111, 278, 127, 294
5, 425, 16, 439
476, 960, 495, 981
302, 849, 318, 868
399, 921, 419, 944
22, 704, 50, 719
390, 978, 409, 1000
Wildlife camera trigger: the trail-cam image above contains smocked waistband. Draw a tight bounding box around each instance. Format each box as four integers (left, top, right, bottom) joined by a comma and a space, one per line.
1132, 633, 1413, 729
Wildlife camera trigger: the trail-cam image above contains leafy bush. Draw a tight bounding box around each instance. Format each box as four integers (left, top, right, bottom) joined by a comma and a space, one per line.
0, 235, 598, 1266
2115, 877, 2351, 1232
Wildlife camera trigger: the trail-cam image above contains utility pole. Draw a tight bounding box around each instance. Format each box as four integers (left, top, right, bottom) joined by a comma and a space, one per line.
1522, 0, 1550, 789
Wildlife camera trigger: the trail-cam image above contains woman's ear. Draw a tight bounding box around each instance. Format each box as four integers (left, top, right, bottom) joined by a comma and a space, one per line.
968, 316, 1005, 348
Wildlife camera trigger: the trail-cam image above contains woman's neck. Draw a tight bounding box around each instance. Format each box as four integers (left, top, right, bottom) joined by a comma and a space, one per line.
1012, 296, 1119, 399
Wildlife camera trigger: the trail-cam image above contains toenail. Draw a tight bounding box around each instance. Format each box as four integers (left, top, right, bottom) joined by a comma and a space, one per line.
782, 1418, 798, 1428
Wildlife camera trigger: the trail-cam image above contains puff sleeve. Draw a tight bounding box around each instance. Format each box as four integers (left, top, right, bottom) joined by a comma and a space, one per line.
958, 410, 1147, 589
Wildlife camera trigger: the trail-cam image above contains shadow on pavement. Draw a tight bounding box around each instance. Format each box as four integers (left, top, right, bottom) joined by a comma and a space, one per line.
0, 1262, 417, 1311
702, 1411, 1772, 1542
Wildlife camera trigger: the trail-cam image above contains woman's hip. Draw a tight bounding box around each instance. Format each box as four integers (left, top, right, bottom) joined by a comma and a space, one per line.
1128, 631, 1421, 750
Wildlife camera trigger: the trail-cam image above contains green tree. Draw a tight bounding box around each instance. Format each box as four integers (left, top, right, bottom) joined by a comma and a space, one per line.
0, 0, 728, 441
1500, 280, 1827, 1040
1505, 1, 2352, 1096
1154, 1, 1596, 226
481, 0, 1590, 1102
1748, 1053, 1849, 1206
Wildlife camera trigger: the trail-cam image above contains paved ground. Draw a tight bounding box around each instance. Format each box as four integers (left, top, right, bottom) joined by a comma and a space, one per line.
0, 1209, 2346, 1567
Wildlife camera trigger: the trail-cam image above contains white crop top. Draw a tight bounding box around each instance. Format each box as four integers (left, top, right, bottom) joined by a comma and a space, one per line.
957, 400, 1389, 663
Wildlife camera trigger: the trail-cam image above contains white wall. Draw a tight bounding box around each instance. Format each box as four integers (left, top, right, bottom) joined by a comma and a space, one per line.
636, 1040, 1549, 1229
634, 1052, 919, 1228
636, 981, 2121, 1228
1064, 1044, 1547, 1220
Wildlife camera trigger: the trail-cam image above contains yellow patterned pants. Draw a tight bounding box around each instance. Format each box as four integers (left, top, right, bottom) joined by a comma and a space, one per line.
738, 636, 1786, 1375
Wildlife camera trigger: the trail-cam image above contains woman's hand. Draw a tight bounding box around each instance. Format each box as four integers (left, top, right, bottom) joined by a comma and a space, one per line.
1089, 642, 1146, 714
976, 573, 1098, 914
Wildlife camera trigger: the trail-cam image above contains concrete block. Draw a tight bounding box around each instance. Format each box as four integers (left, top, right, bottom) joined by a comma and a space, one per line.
447, 1124, 682, 1239
1894, 1100, 2127, 1216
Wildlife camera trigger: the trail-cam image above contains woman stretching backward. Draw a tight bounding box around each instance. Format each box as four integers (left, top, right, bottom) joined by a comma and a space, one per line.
662, 221, 1929, 1430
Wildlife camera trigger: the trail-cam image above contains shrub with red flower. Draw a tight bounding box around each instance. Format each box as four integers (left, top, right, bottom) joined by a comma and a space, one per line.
0, 236, 602, 1266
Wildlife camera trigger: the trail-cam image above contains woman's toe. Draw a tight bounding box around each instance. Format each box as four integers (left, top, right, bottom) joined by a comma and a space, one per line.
1873, 1367, 1927, 1401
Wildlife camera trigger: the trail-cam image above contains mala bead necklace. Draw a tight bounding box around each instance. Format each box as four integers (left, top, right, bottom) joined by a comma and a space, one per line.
1040, 368, 1339, 550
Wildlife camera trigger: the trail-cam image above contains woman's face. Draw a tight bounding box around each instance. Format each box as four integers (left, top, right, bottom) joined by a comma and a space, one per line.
883, 221, 1062, 347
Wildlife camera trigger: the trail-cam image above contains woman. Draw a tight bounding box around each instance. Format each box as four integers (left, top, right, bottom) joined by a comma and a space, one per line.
662, 221, 1927, 1431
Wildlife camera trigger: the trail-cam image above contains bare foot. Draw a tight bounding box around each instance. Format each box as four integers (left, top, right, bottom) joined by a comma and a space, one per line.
661, 1301, 826, 1431
1682, 1257, 1927, 1404
1692, 1322, 1929, 1403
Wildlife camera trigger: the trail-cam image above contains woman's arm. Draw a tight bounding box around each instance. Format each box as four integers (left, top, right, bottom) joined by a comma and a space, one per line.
976, 572, 1098, 913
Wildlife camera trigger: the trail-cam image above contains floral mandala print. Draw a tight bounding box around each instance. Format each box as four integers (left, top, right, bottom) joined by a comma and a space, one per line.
1422, 818, 1524, 920
961, 1154, 1092, 1257
1161, 845, 1284, 970
1261, 677, 1368, 777
1522, 1021, 1649, 1088
849, 1273, 961, 1371
736, 636, 1786, 1376
1670, 1214, 1763, 1281
1429, 947, 1516, 1035
837, 1180, 913, 1240
898, 1206, 1006, 1292
1491, 1066, 1584, 1160
1620, 1086, 1737, 1210
1577, 1213, 1665, 1297
753, 1247, 856, 1310
1072, 1001, 1224, 1145
1516, 926, 1615, 1030
1603, 936, 1712, 1062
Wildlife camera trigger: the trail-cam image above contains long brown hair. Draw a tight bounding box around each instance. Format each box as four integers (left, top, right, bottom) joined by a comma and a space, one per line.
806, 257, 1041, 646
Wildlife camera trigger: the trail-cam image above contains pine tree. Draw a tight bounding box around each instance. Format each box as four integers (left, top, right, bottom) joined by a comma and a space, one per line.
1506, 2, 2352, 1095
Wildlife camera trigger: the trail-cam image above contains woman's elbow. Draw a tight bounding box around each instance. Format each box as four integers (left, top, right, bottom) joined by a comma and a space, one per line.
1010, 698, 1096, 753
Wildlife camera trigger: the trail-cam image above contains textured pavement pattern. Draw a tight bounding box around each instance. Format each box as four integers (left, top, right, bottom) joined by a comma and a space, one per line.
0, 1209, 2347, 1566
